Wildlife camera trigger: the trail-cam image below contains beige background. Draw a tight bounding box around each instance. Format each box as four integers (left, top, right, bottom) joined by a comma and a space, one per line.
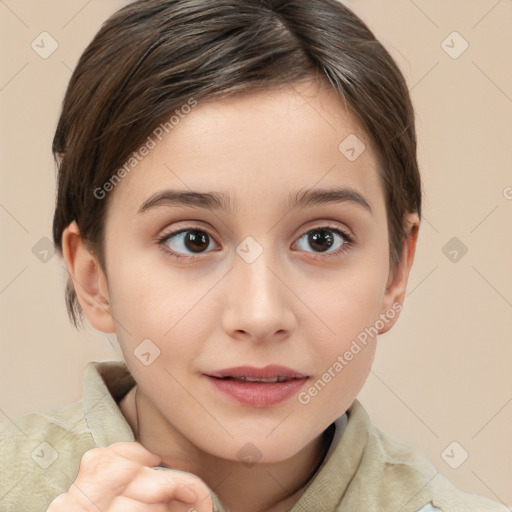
1, 0, 511, 506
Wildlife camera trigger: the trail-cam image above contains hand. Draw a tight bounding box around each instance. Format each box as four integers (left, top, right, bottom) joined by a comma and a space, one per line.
47, 441, 213, 511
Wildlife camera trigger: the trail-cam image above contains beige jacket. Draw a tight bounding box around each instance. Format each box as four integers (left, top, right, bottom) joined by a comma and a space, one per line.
0, 360, 508, 511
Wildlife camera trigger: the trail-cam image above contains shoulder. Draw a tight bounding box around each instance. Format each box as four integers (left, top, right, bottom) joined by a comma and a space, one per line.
374, 423, 509, 512
0, 361, 136, 510
0, 400, 96, 511
326, 400, 509, 512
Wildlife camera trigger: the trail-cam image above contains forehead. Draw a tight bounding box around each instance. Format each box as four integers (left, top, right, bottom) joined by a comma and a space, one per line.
105, 78, 385, 220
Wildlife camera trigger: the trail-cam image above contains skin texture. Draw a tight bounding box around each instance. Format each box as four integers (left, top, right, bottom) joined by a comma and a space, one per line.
62, 78, 419, 512
47, 441, 214, 511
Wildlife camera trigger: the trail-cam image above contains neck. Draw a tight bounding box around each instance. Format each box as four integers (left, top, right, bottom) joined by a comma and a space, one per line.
122, 385, 333, 512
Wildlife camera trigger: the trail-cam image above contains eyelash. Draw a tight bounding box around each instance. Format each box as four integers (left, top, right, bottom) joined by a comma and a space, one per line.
156, 224, 354, 262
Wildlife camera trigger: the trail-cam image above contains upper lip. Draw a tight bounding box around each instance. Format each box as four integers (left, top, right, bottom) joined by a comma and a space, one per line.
206, 365, 308, 379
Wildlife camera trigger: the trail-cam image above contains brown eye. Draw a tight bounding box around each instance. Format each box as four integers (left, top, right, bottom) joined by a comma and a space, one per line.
294, 227, 352, 256
161, 228, 218, 257
182, 230, 210, 253
308, 230, 335, 252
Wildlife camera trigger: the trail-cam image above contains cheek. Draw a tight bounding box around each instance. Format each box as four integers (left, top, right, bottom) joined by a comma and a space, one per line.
304, 258, 389, 343
295, 268, 384, 420
107, 251, 221, 361
296, 350, 376, 435
295, 251, 388, 399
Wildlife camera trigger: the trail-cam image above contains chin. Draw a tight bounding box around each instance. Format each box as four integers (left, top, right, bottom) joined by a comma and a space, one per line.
210, 431, 317, 466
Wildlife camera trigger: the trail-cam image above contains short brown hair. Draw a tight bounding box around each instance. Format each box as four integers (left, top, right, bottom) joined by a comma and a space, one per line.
52, 0, 422, 328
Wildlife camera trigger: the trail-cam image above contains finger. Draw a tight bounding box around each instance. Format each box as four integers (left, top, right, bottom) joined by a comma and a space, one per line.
71, 443, 162, 506
109, 493, 199, 512
122, 467, 200, 504
108, 494, 180, 512
77, 442, 161, 481
154, 469, 213, 511
146, 468, 214, 511
107, 441, 163, 466
46, 492, 88, 512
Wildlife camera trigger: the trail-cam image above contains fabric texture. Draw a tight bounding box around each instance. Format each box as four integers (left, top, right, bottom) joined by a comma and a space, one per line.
0, 360, 508, 511
416, 505, 444, 512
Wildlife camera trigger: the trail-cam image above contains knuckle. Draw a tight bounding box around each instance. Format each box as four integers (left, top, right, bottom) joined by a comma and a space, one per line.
46, 491, 71, 510
77, 446, 139, 486
80, 447, 103, 463
78, 447, 112, 473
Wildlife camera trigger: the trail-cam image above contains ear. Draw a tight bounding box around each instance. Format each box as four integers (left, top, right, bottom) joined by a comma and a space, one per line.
378, 213, 420, 335
61, 221, 115, 333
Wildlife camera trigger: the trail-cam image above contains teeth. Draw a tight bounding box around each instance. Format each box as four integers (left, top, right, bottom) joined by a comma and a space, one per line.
234, 376, 289, 383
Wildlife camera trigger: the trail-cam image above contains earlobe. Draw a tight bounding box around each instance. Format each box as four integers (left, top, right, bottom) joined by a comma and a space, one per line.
378, 213, 420, 335
61, 221, 115, 333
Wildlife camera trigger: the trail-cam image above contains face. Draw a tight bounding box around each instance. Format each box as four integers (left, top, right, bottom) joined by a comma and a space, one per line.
73, 78, 413, 463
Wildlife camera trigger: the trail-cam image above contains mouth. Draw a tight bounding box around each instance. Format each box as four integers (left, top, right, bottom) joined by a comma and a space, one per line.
204, 365, 309, 408
207, 364, 308, 380
214, 376, 291, 383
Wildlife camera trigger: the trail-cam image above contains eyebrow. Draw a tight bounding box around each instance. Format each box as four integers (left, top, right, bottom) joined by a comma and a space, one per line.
137, 187, 372, 215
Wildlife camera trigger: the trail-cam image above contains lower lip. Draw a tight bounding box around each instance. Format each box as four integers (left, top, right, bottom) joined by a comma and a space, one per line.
205, 376, 308, 408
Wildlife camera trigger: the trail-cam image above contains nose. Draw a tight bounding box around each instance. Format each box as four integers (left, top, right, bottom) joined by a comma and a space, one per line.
221, 250, 296, 343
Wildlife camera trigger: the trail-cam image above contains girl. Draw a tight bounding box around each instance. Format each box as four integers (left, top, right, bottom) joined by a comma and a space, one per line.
0, 1, 508, 510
